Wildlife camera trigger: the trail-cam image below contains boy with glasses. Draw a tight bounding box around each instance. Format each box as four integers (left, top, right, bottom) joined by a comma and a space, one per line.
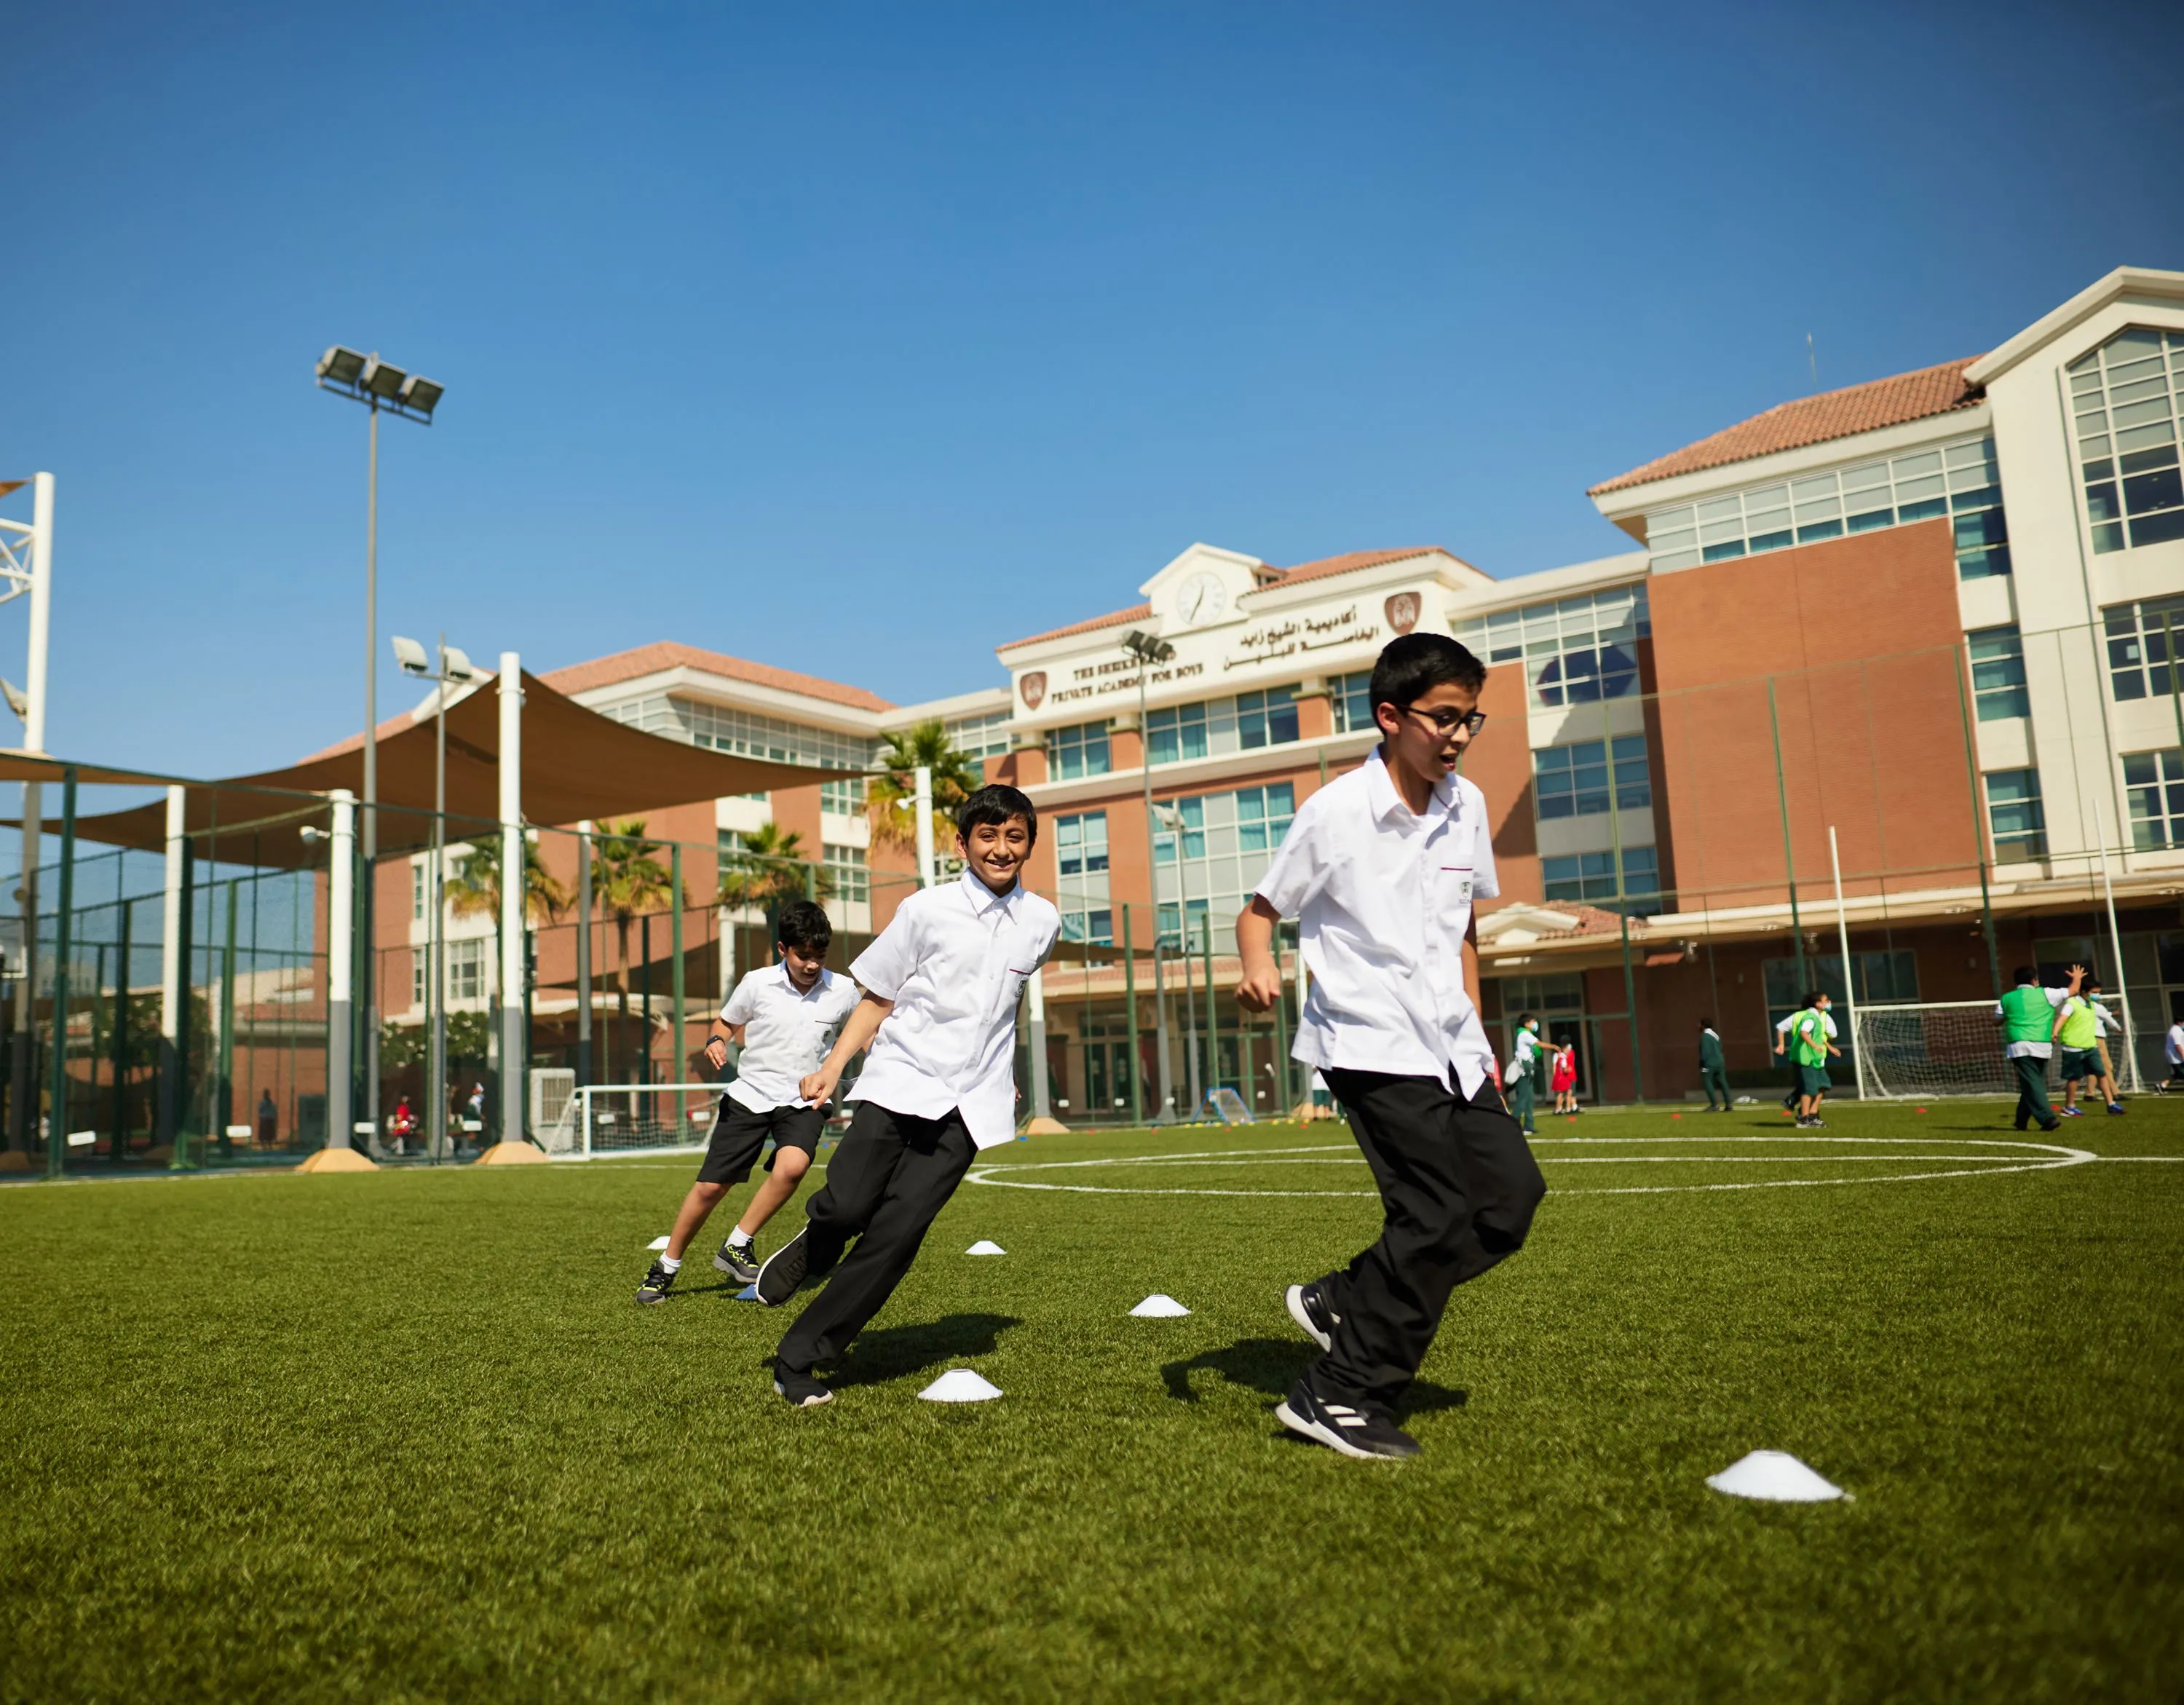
1238, 633, 1544, 1461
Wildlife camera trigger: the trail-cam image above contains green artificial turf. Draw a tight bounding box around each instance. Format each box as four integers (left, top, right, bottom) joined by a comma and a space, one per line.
2, 1101, 2180, 1701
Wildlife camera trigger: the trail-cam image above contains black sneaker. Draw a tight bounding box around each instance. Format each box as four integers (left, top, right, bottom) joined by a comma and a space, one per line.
634, 1259, 677, 1305
1285, 1281, 1338, 1352
1274, 1380, 1419, 1460
754, 1227, 809, 1307
773, 1359, 832, 1409
713, 1238, 760, 1283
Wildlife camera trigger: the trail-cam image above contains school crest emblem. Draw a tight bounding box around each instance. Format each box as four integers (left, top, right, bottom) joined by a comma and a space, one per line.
1019, 671, 1048, 710
1384, 591, 1422, 636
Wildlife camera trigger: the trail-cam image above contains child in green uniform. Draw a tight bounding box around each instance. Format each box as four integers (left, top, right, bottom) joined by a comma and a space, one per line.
1698, 1019, 1730, 1112
1507, 1016, 1541, 1136
1993, 964, 2081, 1132
1790, 992, 1840, 1128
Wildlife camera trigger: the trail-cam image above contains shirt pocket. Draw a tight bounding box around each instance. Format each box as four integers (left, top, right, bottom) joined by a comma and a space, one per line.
1433, 863, 1477, 933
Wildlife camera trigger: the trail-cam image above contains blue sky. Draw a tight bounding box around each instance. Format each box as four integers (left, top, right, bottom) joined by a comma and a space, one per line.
3, 0, 2180, 782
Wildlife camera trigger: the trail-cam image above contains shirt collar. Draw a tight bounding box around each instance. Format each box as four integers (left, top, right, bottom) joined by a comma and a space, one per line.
1364, 748, 1459, 826
775, 960, 831, 997
959, 869, 1021, 914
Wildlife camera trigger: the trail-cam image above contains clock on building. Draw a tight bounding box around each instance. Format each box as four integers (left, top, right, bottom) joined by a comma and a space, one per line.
1174, 570, 1229, 628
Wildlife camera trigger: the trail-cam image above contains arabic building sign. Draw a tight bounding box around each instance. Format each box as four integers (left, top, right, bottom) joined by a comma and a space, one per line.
1221, 604, 1381, 672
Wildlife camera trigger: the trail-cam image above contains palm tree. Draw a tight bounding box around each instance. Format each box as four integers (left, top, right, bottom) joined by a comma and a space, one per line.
717, 822, 833, 913
592, 820, 672, 1082
445, 835, 571, 925
865, 721, 982, 855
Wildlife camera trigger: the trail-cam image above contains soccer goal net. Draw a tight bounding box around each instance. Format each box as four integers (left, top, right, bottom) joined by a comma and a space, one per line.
553, 1083, 725, 1157
1851, 995, 2137, 1099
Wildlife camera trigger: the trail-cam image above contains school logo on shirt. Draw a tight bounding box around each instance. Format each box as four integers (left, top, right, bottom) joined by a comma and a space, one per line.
1018, 671, 1047, 710
1384, 591, 1422, 636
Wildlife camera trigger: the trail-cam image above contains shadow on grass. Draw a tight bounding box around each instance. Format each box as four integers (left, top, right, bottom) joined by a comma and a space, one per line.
1162, 1337, 1466, 1418
827, 1313, 1024, 1389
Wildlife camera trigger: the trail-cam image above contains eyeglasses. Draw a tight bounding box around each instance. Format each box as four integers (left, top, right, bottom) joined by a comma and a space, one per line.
1398, 704, 1488, 737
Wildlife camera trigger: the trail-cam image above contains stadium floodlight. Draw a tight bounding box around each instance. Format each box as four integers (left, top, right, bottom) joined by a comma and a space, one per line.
0, 676, 25, 721
1121, 629, 1176, 667
397, 374, 444, 417
317, 346, 367, 384
440, 644, 475, 681
392, 635, 430, 676
316, 345, 449, 1151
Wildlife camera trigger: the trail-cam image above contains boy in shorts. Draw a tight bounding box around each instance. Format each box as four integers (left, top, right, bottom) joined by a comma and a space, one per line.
753, 786, 1059, 1408
634, 900, 858, 1304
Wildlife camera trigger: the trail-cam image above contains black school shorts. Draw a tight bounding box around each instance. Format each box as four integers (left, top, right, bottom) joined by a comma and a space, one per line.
695, 1099, 826, 1186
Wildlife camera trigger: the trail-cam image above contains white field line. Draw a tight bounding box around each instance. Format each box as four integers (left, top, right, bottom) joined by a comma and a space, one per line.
964, 1136, 2098, 1199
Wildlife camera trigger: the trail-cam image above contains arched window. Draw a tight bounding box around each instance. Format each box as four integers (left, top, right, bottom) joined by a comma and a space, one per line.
2070, 327, 2184, 553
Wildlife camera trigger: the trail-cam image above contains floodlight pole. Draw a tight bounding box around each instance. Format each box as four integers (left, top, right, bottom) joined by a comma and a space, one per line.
328, 790, 356, 1153
157, 786, 185, 1152
914, 765, 935, 888
8, 472, 51, 1158
361, 397, 380, 1152
429, 638, 448, 1159
1127, 638, 1176, 1123
497, 654, 525, 1147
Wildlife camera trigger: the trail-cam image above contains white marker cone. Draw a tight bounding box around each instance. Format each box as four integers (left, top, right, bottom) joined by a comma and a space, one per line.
1129, 1294, 1191, 1318
646, 1235, 670, 1251
919, 1368, 1002, 1403
1706, 1450, 1846, 1502
965, 1240, 1006, 1256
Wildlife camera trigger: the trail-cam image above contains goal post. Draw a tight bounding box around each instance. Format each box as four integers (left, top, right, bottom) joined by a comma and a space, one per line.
1851, 995, 2134, 1099
562, 1083, 724, 1158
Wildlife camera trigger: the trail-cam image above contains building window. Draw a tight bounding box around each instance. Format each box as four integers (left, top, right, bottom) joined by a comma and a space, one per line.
1153, 783, 1296, 946
1644, 433, 2010, 580
1762, 949, 1918, 1015
1985, 769, 2046, 862
2102, 596, 2184, 703
1048, 720, 1111, 780
600, 695, 876, 804
1331, 671, 1374, 734
1455, 586, 1649, 711
1535, 737, 1650, 820
820, 777, 867, 815
1056, 812, 1109, 877
1147, 687, 1300, 767
447, 937, 488, 1003
2069, 327, 2184, 554
1541, 845, 1658, 909
2124, 750, 2184, 850
1967, 625, 2030, 721
823, 843, 868, 904
412, 862, 426, 922
412, 959, 426, 1008
943, 709, 1012, 759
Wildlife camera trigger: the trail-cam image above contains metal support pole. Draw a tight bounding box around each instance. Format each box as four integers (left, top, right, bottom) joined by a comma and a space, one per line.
9, 473, 51, 1158
497, 654, 525, 1145
1951, 646, 2004, 1000
1138, 668, 1174, 1122
2089, 792, 2142, 1093
1271, 933, 1291, 1117
218, 879, 238, 1147
44, 767, 75, 1177
1175, 826, 1200, 1115
1295, 944, 1310, 1115
1618, 909, 1642, 1104
1121, 902, 1143, 1126
1201, 910, 1219, 1105
328, 791, 355, 1150
361, 402, 381, 1153
1027, 968, 1051, 1123
1766, 677, 1805, 994
914, 765, 935, 889
670, 843, 685, 1082
111, 893, 130, 1163
1830, 826, 1870, 1101
576, 822, 593, 1090
157, 786, 185, 1154
430, 648, 448, 1158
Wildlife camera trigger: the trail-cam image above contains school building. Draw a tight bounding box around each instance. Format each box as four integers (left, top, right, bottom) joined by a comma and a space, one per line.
381, 264, 2184, 1112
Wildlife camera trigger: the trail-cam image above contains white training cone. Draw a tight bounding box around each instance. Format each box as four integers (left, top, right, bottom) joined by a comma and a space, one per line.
1129, 1294, 1191, 1318
965, 1240, 1006, 1256
1706, 1450, 1846, 1503
919, 1368, 1002, 1403
646, 1235, 671, 1251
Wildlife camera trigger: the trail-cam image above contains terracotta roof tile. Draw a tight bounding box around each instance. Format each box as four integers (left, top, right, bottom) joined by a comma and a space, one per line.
1269, 547, 1441, 587
998, 603, 1152, 653
1588, 357, 1985, 497
538, 642, 895, 713
1538, 903, 1647, 940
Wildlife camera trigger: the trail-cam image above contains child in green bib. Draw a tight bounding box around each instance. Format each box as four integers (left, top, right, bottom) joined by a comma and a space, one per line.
1791, 992, 1840, 1128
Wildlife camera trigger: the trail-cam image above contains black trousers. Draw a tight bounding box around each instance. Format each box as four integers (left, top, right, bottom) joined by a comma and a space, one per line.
776, 1101, 977, 1372
2012, 1056, 2057, 1128
1314, 1067, 1547, 1414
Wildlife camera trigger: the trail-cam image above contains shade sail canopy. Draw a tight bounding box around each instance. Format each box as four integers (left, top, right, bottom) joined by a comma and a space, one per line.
0, 749, 213, 790
62, 671, 863, 870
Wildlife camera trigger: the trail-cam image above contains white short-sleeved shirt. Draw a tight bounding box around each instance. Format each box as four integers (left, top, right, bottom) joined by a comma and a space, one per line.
1776, 1010, 1838, 1045
1994, 986, 2070, 1058
720, 962, 862, 1112
1254, 748, 1499, 1096
2167, 1023, 2184, 1064
847, 871, 1060, 1150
